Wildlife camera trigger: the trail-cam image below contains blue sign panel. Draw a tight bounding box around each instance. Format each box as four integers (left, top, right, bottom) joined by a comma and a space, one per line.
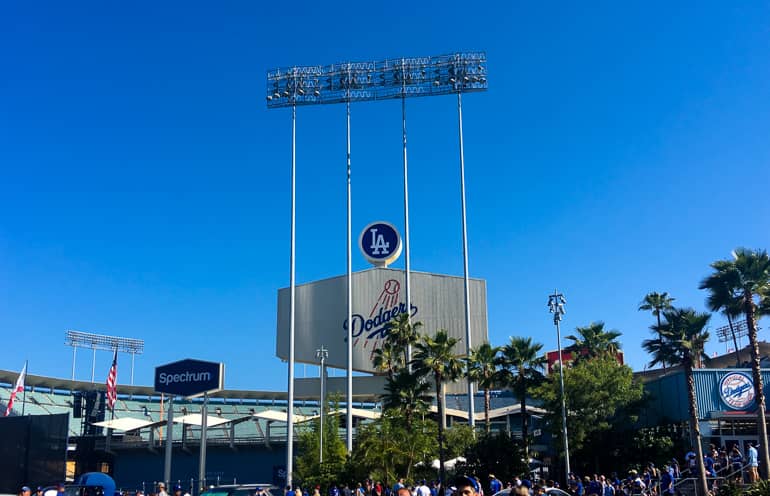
154, 358, 224, 398
359, 221, 402, 267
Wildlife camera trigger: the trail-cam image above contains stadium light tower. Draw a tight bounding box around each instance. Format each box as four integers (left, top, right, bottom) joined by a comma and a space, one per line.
547, 291, 571, 481
65, 330, 144, 385
266, 52, 487, 485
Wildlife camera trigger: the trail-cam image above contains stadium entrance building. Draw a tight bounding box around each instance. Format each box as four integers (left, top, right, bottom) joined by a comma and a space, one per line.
639, 359, 770, 452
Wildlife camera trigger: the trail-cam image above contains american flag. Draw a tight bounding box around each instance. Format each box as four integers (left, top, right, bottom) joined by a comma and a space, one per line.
106, 350, 118, 410
4, 362, 27, 417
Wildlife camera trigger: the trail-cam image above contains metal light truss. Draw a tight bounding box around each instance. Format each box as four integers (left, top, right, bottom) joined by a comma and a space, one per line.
65, 330, 144, 354
266, 52, 487, 108
716, 319, 753, 343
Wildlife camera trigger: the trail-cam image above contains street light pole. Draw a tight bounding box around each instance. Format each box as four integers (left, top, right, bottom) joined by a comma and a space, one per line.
548, 290, 571, 481
316, 345, 329, 464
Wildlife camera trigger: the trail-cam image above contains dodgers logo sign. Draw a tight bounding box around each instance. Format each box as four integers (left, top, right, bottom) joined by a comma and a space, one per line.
359, 221, 402, 267
719, 372, 755, 410
343, 278, 418, 353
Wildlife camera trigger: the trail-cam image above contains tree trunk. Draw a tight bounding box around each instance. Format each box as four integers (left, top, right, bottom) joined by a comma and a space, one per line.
726, 313, 742, 366
657, 312, 666, 372
685, 360, 710, 496
437, 373, 446, 484
745, 291, 770, 479
484, 387, 491, 434
520, 374, 529, 459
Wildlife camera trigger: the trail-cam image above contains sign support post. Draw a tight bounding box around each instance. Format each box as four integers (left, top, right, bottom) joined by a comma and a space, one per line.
154, 358, 224, 491
199, 392, 208, 492
164, 395, 174, 486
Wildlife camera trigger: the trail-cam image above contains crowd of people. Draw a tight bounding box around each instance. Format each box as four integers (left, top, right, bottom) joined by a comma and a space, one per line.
287, 445, 759, 496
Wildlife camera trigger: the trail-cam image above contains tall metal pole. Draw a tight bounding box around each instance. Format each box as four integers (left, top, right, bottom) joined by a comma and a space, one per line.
71, 347, 77, 382
286, 102, 297, 491
164, 395, 174, 486
199, 392, 208, 492
548, 290, 571, 481
345, 91, 354, 453
456, 91, 475, 429
131, 351, 136, 385
316, 346, 327, 464
91, 346, 96, 383
400, 59, 413, 366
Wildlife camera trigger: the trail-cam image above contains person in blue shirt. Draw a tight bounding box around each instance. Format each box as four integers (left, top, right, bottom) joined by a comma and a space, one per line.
489, 475, 502, 495
704, 453, 717, 478
660, 465, 673, 495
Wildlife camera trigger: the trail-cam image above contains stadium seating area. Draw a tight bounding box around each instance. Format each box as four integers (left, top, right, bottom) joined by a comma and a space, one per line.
0, 386, 343, 447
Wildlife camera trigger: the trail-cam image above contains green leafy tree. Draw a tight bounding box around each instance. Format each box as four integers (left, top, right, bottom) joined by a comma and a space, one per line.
454, 432, 528, 491
295, 397, 347, 490
498, 336, 546, 458
639, 292, 676, 370
351, 413, 437, 484
536, 356, 643, 472
382, 369, 431, 428
467, 343, 500, 434
412, 330, 465, 484
373, 342, 400, 381
565, 322, 622, 361
701, 248, 770, 477
444, 423, 476, 459
644, 307, 711, 496
384, 313, 422, 370
700, 272, 744, 365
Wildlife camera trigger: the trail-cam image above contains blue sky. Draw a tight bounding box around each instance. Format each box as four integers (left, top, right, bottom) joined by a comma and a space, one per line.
1, 2, 769, 390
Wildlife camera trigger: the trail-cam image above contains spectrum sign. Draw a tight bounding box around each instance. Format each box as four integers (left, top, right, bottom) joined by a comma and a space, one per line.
154, 359, 224, 398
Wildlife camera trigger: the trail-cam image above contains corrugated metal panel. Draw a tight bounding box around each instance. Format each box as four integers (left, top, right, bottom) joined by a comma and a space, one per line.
641, 368, 770, 426
276, 267, 488, 374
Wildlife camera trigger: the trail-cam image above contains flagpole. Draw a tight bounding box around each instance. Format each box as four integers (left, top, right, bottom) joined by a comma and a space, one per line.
21, 360, 27, 417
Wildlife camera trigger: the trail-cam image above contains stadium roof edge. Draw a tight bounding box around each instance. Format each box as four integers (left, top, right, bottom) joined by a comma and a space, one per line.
0, 369, 383, 402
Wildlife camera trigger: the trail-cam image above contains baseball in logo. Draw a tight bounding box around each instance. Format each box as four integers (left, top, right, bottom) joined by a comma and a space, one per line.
719, 372, 755, 410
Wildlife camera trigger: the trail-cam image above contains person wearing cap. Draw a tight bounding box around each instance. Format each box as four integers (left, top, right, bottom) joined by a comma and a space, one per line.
452, 476, 480, 496
158, 483, 168, 496
19, 487, 31, 496
489, 475, 501, 495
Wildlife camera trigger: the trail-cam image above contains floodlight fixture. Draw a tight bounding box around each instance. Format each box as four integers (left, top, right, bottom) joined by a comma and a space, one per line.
266, 52, 487, 108
547, 290, 571, 481
65, 330, 144, 384
716, 319, 751, 343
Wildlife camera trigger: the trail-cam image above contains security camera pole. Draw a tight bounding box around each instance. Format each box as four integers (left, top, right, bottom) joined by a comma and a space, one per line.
548, 290, 570, 481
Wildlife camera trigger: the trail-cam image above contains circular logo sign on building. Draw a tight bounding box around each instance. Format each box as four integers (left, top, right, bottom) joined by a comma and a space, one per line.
359, 221, 402, 267
719, 372, 755, 410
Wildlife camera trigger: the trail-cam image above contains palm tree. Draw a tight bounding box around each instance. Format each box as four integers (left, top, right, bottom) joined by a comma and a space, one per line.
639, 292, 676, 371
412, 330, 464, 485
372, 342, 399, 381
702, 248, 770, 477
382, 369, 431, 427
498, 336, 546, 459
699, 269, 744, 365
643, 307, 711, 496
565, 322, 622, 361
467, 343, 500, 434
384, 313, 422, 370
